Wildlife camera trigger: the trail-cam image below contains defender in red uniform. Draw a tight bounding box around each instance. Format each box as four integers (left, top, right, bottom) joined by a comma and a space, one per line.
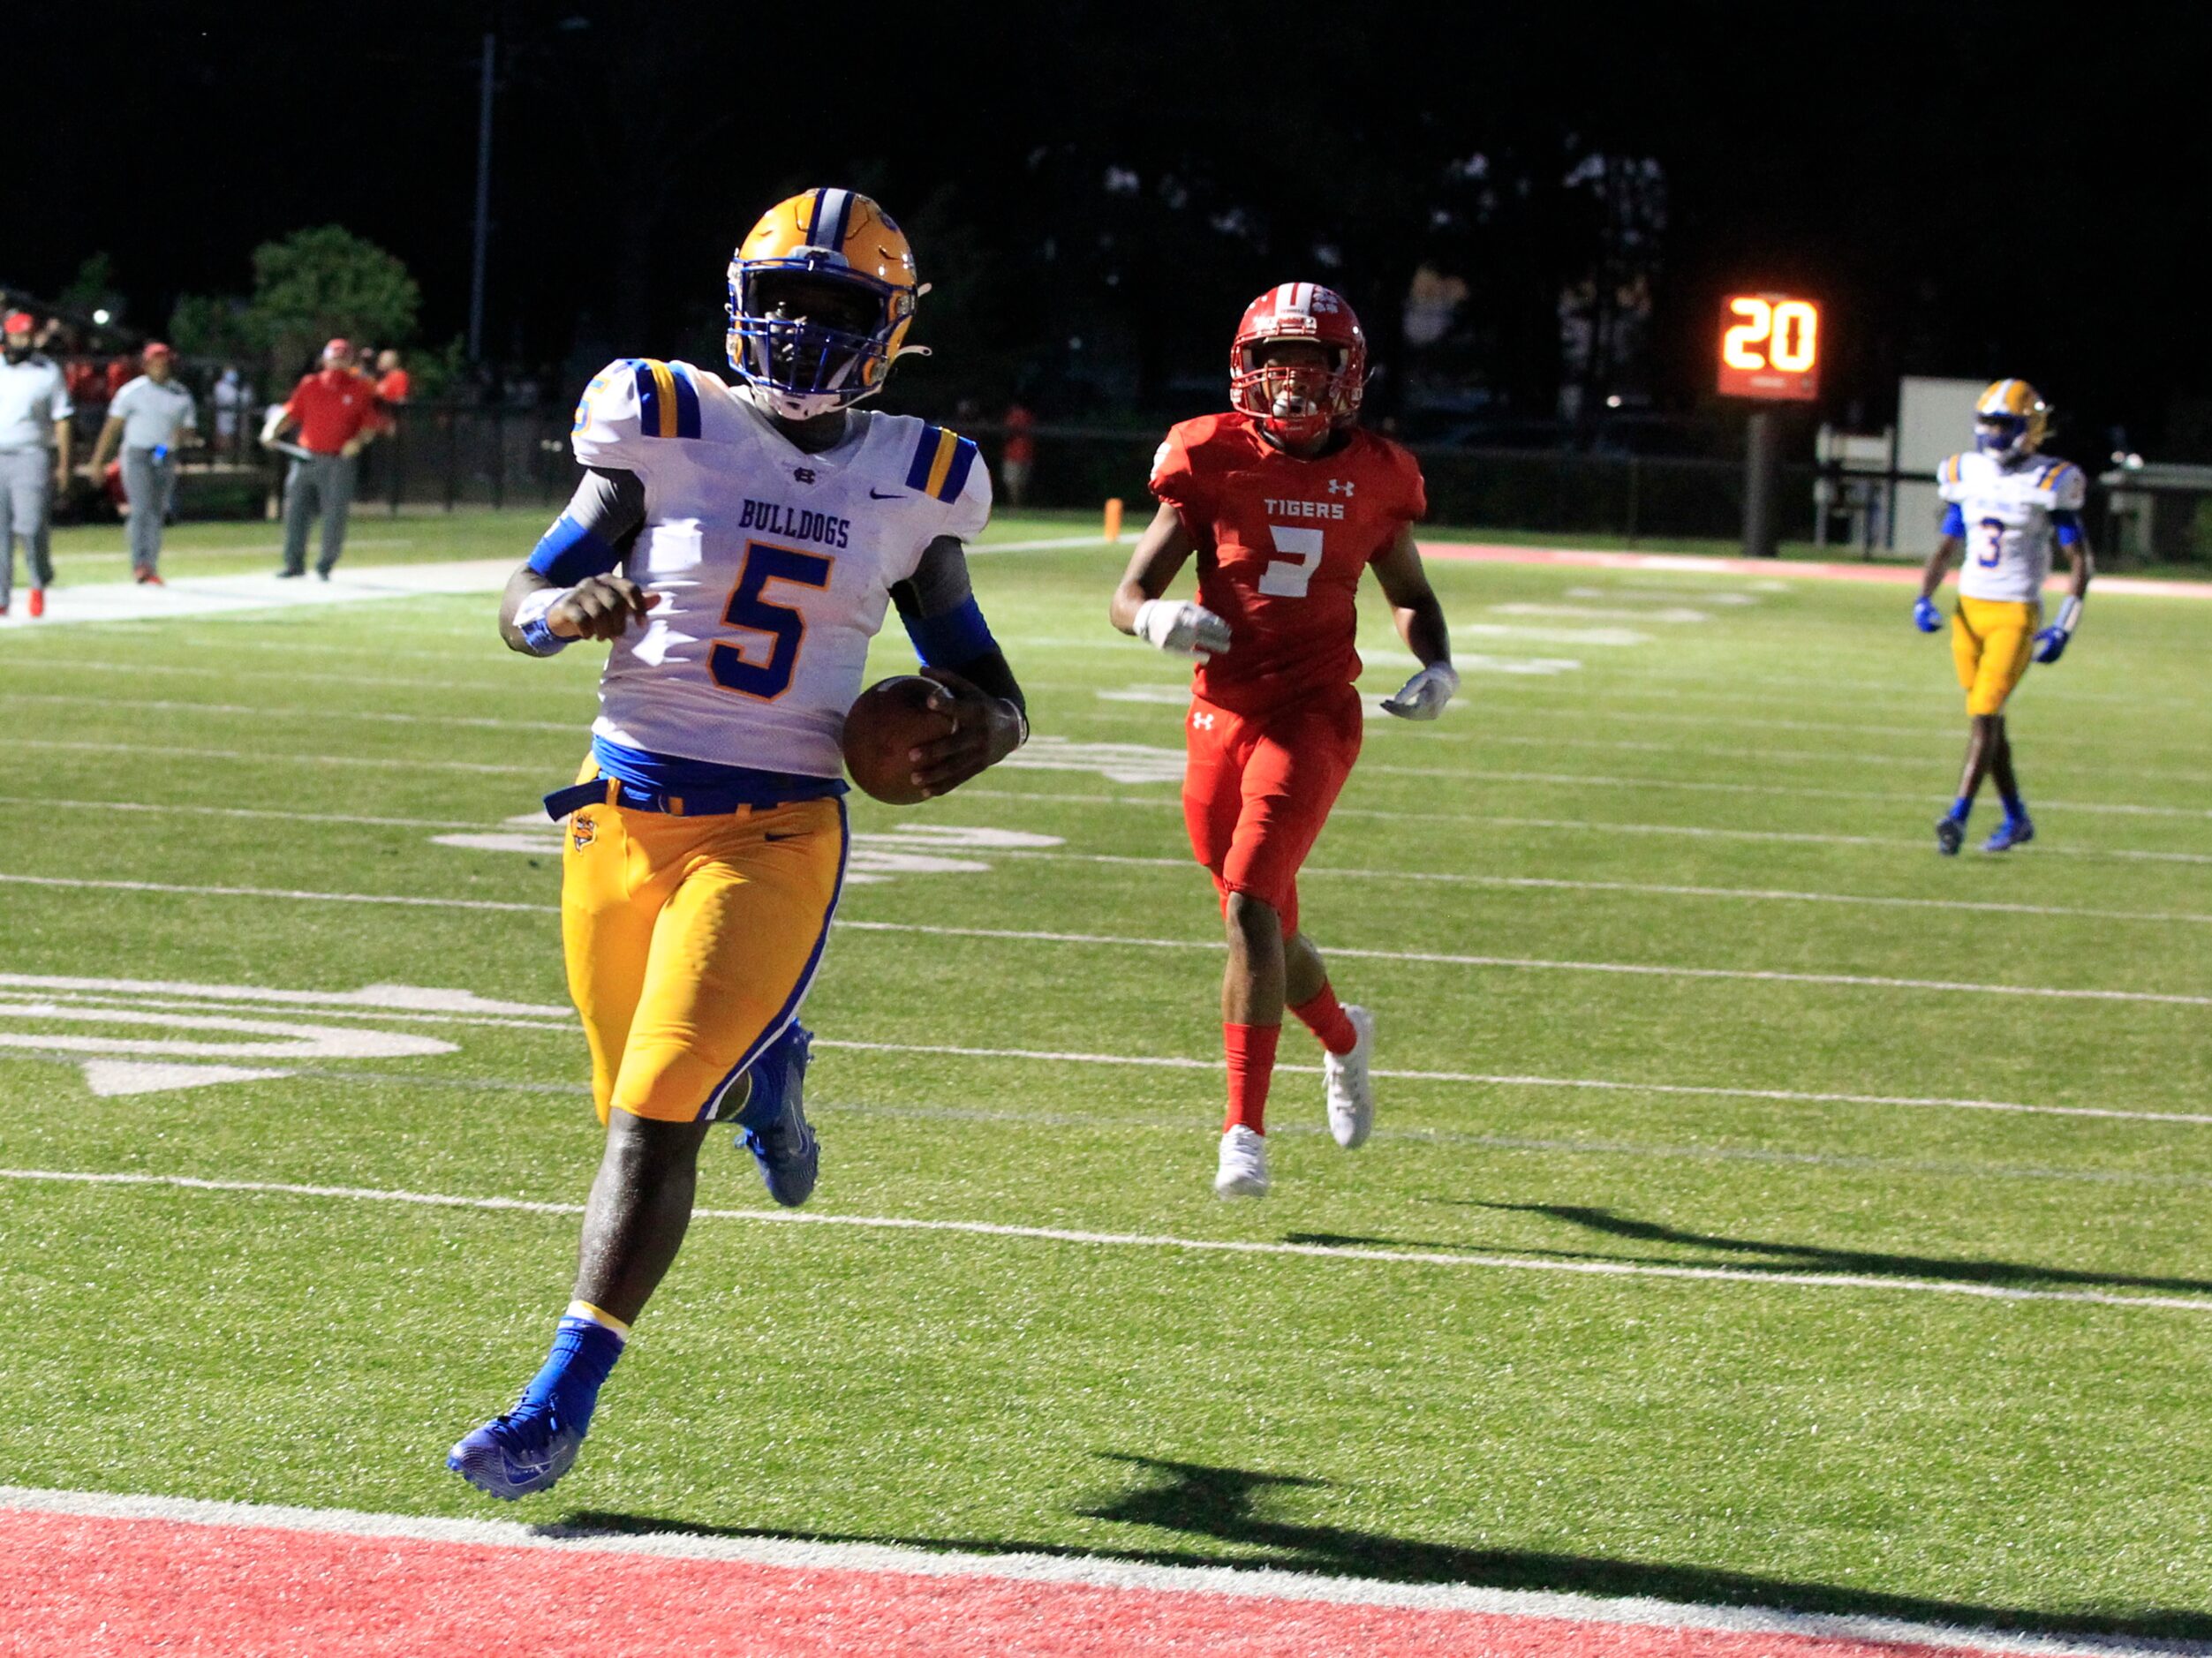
1110, 283, 1459, 1198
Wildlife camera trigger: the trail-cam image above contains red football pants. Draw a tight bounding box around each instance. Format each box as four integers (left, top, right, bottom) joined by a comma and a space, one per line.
1181, 683, 1363, 938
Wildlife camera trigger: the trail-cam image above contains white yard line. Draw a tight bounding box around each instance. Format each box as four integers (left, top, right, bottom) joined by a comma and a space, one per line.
17, 738, 544, 776
6, 1165, 2212, 1316
0, 1486, 2178, 1658
957, 783, 2212, 855
4, 691, 578, 735
835, 919, 2212, 1007
6, 870, 2205, 1003
0, 795, 488, 831
993, 848, 2212, 927
4, 993, 2193, 1127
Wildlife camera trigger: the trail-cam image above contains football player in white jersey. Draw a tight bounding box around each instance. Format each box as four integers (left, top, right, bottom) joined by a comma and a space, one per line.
1913, 379, 2093, 854
449, 189, 1029, 1500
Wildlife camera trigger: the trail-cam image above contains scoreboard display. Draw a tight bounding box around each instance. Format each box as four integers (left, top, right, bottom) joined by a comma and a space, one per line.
1718, 293, 1820, 401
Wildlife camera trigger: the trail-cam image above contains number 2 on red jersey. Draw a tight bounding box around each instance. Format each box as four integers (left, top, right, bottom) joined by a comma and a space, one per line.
1257, 524, 1322, 598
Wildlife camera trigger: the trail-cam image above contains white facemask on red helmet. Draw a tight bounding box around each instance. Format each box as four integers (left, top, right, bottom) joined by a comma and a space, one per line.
1230, 283, 1368, 441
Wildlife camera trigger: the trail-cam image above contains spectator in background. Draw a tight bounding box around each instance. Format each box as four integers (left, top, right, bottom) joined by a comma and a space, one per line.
212, 366, 250, 458
261, 337, 381, 578
1000, 397, 1036, 508
0, 309, 74, 619
86, 342, 198, 584
104, 354, 134, 400
374, 348, 410, 405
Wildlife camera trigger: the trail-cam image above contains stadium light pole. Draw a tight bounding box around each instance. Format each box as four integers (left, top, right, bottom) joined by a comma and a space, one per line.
467, 30, 495, 363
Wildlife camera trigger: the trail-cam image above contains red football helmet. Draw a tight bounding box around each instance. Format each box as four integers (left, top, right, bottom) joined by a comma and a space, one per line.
1230, 283, 1368, 441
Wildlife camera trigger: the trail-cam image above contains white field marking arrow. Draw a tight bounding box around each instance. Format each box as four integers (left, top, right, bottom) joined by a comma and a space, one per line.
78, 1061, 294, 1097
998, 735, 1187, 785
0, 1001, 456, 1063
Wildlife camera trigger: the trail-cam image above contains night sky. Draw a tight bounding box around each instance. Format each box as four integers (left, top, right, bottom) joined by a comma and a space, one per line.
24, 3, 2210, 452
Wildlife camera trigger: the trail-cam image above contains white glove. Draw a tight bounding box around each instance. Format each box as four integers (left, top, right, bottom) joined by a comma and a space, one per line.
1381, 660, 1460, 720
1133, 598, 1232, 659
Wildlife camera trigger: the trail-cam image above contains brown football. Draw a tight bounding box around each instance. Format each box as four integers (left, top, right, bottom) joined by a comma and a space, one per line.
841, 675, 957, 804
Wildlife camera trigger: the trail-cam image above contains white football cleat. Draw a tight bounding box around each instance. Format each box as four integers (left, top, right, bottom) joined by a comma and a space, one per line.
1324, 1005, 1377, 1149
1214, 1126, 1269, 1198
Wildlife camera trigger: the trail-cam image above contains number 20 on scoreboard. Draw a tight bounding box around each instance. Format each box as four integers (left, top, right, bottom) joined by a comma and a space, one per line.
1718, 293, 1820, 401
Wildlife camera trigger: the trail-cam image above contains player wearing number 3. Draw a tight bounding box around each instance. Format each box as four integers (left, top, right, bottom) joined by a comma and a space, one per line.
1111, 283, 1456, 1199
449, 189, 1028, 1500
1914, 379, 2093, 855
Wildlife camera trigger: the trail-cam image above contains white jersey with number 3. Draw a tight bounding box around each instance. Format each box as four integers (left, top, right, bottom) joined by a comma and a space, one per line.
570, 358, 989, 777
1937, 449, 2085, 604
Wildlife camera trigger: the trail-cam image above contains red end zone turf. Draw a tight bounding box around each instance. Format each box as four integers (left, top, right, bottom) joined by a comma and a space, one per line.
0, 1499, 2027, 1658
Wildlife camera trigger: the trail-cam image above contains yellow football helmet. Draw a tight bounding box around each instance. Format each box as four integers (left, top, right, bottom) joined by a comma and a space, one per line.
726, 188, 922, 419
1974, 379, 2050, 461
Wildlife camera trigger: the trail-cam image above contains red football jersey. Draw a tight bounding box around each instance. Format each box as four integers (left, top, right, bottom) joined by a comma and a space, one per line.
1150, 411, 1426, 717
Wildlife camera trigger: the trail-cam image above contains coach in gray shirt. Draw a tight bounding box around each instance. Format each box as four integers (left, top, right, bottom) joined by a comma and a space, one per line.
0, 308, 74, 617
87, 342, 197, 584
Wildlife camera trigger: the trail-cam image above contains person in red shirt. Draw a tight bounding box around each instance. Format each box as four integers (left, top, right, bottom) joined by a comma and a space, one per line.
1111, 283, 1460, 1199
261, 337, 382, 577
1000, 399, 1035, 506
374, 348, 411, 407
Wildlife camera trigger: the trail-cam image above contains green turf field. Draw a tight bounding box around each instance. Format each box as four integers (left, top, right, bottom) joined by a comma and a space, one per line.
4, 509, 2210, 1641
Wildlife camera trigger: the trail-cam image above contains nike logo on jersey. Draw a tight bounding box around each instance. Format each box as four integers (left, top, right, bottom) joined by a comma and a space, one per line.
736, 498, 852, 548
869, 488, 902, 500
1262, 496, 1347, 520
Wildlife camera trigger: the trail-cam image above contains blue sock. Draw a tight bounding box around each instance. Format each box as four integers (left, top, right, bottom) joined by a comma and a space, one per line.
1946, 796, 1972, 824
517, 1304, 627, 1432
1998, 789, 2026, 820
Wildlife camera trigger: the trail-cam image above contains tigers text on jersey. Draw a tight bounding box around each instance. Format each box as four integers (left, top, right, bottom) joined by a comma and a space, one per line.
1150, 411, 1426, 718
570, 358, 988, 778
1937, 449, 2085, 604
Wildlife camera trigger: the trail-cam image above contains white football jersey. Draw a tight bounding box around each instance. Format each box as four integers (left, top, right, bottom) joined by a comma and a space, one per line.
570, 358, 989, 779
1936, 449, 2085, 604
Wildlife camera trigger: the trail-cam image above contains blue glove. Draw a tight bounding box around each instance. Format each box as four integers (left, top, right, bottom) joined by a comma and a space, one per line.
2034, 624, 2071, 664
1913, 596, 1942, 633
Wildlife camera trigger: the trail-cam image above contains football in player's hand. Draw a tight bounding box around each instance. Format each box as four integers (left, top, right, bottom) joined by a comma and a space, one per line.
842, 676, 957, 804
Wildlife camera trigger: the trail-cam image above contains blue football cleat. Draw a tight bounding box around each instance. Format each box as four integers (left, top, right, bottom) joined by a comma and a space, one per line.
447, 1405, 584, 1500
1935, 816, 1964, 856
1983, 814, 2035, 853
736, 1021, 818, 1207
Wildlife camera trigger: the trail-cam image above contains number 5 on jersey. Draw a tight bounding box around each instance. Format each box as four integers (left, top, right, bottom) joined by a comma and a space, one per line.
711, 541, 833, 699
1258, 524, 1323, 598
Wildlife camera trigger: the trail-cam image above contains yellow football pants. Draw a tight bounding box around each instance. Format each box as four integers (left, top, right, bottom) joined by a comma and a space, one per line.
1951, 596, 2040, 717
560, 784, 847, 1125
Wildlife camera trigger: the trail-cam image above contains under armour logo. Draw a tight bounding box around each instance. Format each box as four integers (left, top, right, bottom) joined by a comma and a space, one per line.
793, 467, 817, 485
1191, 712, 1217, 729
1327, 479, 1355, 497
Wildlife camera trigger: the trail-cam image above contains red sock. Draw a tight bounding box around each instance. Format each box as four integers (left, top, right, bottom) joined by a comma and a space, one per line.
1290, 983, 1358, 1057
1223, 1022, 1280, 1134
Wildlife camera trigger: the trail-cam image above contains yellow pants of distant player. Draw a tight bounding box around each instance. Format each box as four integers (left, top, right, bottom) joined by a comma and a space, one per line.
1951, 596, 2040, 717
560, 780, 847, 1125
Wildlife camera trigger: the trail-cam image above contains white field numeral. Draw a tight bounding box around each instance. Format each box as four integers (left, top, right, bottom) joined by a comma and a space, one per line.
1258, 524, 1324, 597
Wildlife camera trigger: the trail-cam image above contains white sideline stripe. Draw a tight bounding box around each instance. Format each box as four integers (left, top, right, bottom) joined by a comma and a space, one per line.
4, 870, 2202, 1005
809, 1040, 2212, 1127
836, 919, 2212, 1008
996, 849, 2212, 928
10, 1167, 2212, 1320
0, 1489, 2170, 1658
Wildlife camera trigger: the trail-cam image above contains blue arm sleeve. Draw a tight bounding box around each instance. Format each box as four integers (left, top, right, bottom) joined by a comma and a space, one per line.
1940, 503, 1965, 538
2052, 509, 2083, 546
527, 516, 623, 584
901, 594, 1000, 668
